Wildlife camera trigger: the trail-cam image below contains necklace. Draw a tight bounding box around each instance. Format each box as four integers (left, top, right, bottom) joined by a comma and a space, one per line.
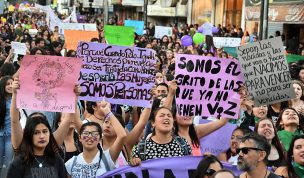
34, 156, 46, 168
93, 114, 102, 120
245, 168, 268, 178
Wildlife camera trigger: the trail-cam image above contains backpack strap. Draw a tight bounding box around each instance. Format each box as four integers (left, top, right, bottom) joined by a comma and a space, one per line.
174, 135, 191, 155
137, 138, 146, 161
70, 155, 78, 173
101, 152, 110, 171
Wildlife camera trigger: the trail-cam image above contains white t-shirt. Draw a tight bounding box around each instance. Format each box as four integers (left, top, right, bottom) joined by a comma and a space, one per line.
65, 150, 115, 178
114, 151, 128, 168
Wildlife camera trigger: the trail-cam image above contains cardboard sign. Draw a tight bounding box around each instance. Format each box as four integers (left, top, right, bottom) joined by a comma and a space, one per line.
236, 37, 296, 106
17, 55, 82, 113
104, 25, 135, 46
64, 30, 99, 50
77, 42, 156, 108
125, 20, 144, 35
154, 26, 173, 38
175, 54, 243, 118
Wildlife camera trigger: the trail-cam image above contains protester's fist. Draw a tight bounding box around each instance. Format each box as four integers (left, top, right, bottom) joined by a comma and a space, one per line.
74, 84, 82, 96
168, 80, 177, 94
12, 78, 20, 93
99, 100, 111, 115
129, 157, 141, 166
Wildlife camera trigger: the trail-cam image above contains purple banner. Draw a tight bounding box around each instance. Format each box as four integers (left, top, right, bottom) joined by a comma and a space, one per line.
175, 54, 243, 118
199, 119, 237, 156
98, 156, 241, 178
77, 42, 156, 108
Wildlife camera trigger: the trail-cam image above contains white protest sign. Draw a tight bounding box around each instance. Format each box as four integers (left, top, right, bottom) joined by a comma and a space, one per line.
11, 42, 27, 55
236, 37, 296, 106
213, 37, 241, 48
83, 24, 97, 31
155, 26, 173, 38
29, 29, 38, 37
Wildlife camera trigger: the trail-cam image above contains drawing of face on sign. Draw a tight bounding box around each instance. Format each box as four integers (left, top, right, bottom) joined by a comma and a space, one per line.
33, 60, 65, 108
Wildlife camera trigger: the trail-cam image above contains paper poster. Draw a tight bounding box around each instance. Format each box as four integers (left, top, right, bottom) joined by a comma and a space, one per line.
11, 42, 27, 55
213, 37, 242, 48
154, 26, 173, 38
175, 54, 243, 118
125, 20, 144, 35
104, 25, 135, 46
17, 55, 83, 113
77, 42, 156, 108
64, 30, 99, 50
236, 37, 296, 106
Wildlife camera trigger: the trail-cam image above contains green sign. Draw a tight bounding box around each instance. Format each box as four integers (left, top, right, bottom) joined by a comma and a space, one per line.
104, 25, 135, 47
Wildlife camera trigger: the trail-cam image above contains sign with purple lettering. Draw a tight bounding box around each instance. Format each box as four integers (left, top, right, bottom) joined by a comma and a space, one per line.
77, 42, 156, 108
98, 156, 241, 178
175, 54, 243, 118
236, 37, 296, 106
17, 55, 82, 113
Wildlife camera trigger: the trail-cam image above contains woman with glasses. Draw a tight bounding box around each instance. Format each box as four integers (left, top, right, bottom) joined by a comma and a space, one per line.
7, 113, 67, 177
65, 101, 127, 177
275, 135, 304, 178
218, 127, 252, 165
254, 118, 285, 168
194, 155, 223, 178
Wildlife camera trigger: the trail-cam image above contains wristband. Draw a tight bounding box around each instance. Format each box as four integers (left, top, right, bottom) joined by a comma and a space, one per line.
104, 111, 113, 121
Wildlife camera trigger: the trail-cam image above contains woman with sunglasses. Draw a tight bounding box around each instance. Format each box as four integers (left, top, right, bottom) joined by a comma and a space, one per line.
218, 127, 252, 165
7, 113, 67, 177
276, 108, 304, 152
254, 118, 285, 168
66, 101, 127, 177
194, 155, 223, 178
275, 135, 304, 178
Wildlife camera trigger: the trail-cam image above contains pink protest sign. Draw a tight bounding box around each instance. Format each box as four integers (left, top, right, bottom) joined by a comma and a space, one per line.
17, 55, 83, 113
77, 41, 156, 108
175, 54, 243, 118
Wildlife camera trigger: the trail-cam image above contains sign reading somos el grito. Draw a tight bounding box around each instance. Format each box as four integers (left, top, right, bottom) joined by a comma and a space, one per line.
175, 54, 244, 118
77, 41, 156, 108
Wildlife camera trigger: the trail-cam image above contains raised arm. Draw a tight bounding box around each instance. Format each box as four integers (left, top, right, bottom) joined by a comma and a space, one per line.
53, 84, 81, 146
124, 107, 151, 153
100, 101, 127, 162
195, 117, 229, 139
4, 49, 14, 64
10, 78, 23, 149
163, 80, 177, 109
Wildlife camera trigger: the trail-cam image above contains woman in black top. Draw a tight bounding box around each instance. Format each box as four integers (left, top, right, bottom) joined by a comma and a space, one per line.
7, 113, 67, 178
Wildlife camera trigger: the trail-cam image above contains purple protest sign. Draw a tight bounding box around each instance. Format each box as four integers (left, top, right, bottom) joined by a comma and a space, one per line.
199, 119, 237, 156
77, 42, 156, 108
175, 54, 243, 118
98, 156, 242, 178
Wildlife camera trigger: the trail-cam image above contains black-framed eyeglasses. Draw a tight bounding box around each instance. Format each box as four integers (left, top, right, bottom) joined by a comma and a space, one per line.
236, 147, 263, 155
206, 168, 216, 176
81, 131, 100, 137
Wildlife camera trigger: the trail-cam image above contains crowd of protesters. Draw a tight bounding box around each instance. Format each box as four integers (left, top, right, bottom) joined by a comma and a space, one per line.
0, 6, 304, 178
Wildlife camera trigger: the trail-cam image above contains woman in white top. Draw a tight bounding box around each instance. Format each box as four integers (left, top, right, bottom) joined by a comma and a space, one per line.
67, 101, 127, 178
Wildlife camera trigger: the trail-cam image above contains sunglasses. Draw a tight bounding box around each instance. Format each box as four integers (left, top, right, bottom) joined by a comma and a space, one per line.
206, 169, 216, 176
236, 147, 263, 154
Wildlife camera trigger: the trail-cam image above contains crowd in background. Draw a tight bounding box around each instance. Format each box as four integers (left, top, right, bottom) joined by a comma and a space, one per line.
0, 7, 304, 178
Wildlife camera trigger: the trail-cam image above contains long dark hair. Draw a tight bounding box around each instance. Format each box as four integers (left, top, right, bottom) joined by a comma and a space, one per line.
195, 155, 223, 178
276, 108, 304, 131
20, 113, 60, 166
174, 120, 200, 148
287, 135, 304, 178
254, 118, 285, 160
151, 107, 173, 136
0, 76, 12, 129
